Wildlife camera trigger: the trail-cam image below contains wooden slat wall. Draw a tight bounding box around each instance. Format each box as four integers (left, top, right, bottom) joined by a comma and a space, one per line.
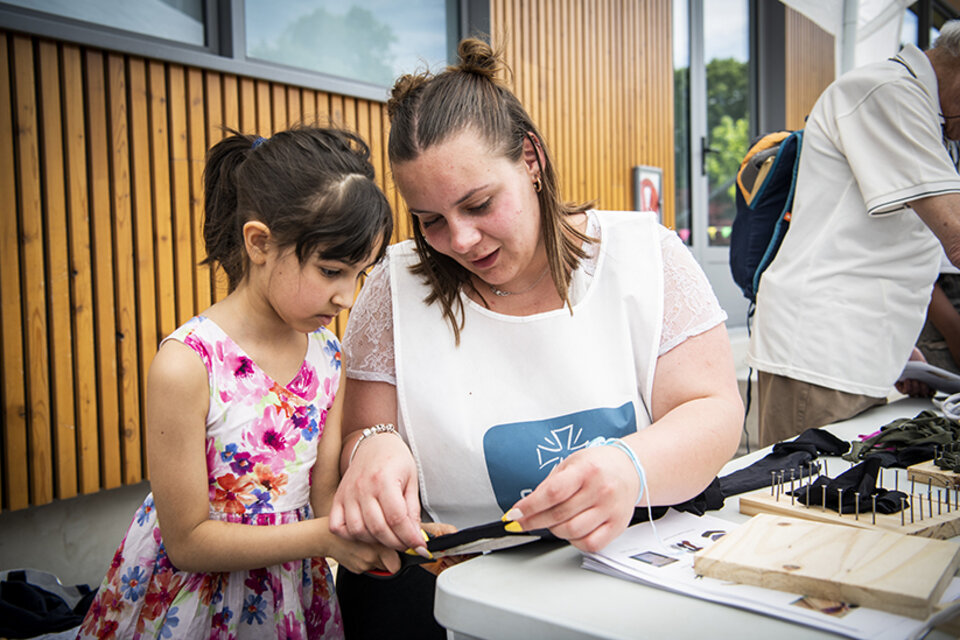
0, 30, 399, 510
785, 8, 835, 130
490, 0, 675, 227
2, 1, 676, 510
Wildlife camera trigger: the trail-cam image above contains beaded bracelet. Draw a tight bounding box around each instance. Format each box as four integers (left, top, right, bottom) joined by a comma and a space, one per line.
348, 423, 401, 465
586, 436, 647, 505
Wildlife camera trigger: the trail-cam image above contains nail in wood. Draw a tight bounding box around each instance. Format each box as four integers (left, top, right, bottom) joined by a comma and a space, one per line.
872, 495, 876, 525
901, 497, 905, 527
838, 488, 843, 517
854, 492, 860, 520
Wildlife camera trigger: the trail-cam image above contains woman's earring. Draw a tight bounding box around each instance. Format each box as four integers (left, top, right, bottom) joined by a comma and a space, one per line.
534, 176, 543, 193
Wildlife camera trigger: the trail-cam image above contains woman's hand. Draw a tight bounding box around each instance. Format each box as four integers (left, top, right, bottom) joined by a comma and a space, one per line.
506, 444, 640, 553
329, 433, 426, 552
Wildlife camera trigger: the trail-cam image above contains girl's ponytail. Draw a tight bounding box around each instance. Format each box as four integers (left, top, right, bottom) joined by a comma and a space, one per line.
201, 132, 255, 291
199, 126, 392, 292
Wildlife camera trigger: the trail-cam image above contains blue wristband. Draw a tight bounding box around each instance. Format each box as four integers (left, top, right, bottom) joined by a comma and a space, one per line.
586, 436, 646, 505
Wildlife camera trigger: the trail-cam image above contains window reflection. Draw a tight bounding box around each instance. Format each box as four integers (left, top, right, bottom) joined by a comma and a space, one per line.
4, 0, 205, 46
245, 0, 452, 88
704, 0, 749, 247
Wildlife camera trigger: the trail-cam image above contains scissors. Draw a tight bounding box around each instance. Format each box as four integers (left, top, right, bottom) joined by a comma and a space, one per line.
365, 517, 550, 578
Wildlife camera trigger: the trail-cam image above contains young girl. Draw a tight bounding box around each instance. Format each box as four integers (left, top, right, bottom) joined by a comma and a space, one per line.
77, 126, 398, 639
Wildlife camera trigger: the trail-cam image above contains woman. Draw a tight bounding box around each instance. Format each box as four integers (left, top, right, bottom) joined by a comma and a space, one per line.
329, 38, 744, 638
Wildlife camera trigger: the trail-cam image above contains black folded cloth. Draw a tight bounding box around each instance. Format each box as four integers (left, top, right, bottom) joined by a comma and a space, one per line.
788, 456, 909, 514
718, 428, 849, 497
0, 570, 96, 638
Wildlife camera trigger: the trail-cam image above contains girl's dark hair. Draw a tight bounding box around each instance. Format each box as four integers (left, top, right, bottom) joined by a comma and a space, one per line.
387, 37, 593, 342
202, 126, 393, 291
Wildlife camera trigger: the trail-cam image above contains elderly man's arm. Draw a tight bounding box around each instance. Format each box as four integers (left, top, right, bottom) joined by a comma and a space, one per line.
913, 192, 960, 268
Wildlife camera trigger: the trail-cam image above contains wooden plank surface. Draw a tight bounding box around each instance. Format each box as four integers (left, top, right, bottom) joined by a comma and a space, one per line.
14, 35, 53, 506
61, 44, 100, 495
147, 60, 174, 343
129, 57, 156, 479
740, 490, 960, 540
0, 34, 28, 511
38, 40, 78, 500
168, 64, 195, 327
909, 461, 960, 490
693, 513, 960, 620
186, 68, 209, 312
107, 53, 142, 485
84, 49, 121, 490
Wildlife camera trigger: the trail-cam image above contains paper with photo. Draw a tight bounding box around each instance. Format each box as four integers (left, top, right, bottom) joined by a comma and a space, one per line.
581, 510, 960, 640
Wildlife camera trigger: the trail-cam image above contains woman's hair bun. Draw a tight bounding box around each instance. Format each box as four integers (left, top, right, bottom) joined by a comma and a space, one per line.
387, 73, 428, 119
456, 37, 500, 80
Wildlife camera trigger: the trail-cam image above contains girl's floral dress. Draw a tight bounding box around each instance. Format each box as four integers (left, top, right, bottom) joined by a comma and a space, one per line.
77, 316, 345, 639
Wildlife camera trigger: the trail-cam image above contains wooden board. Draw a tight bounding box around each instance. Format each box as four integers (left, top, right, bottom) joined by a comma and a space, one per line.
739, 489, 960, 540
693, 513, 960, 620
909, 461, 960, 491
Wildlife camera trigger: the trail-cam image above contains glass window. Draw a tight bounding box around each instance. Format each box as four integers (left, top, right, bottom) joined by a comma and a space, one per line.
704, 0, 749, 247
673, 0, 692, 245
245, 0, 454, 88
901, 5, 919, 47
3, 0, 205, 47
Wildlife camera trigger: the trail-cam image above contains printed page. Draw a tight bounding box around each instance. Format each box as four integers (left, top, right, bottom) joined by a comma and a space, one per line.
582, 510, 960, 640
898, 361, 960, 393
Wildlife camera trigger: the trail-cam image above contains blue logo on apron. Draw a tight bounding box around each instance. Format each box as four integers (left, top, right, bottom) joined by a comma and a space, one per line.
482, 402, 637, 512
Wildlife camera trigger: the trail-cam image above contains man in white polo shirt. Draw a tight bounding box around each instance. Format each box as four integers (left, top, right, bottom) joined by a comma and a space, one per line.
748, 21, 960, 447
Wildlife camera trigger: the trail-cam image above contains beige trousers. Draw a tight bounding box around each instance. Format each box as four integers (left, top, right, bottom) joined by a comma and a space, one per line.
756, 371, 886, 448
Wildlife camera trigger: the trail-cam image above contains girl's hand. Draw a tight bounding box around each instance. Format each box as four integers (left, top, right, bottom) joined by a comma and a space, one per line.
322, 528, 402, 575
506, 445, 640, 553
329, 434, 425, 551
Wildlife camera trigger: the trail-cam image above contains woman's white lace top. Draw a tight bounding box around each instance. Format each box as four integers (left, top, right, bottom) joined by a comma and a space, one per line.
343, 212, 726, 384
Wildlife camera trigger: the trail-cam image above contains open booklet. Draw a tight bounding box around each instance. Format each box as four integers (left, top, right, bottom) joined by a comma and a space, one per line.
898, 360, 960, 394
581, 510, 960, 640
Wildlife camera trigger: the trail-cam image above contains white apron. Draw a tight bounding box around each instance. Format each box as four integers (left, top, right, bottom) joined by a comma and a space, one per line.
392, 211, 663, 528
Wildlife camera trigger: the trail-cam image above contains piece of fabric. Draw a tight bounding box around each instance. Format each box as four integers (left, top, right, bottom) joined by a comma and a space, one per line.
749, 43, 960, 398
343, 211, 727, 385
789, 457, 910, 514
718, 427, 849, 497
0, 570, 95, 638
77, 316, 344, 639
755, 371, 885, 447
843, 409, 958, 466
392, 211, 666, 528
336, 566, 446, 640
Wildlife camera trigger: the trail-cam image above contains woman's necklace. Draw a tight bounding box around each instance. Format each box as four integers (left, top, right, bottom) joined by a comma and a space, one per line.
488, 266, 550, 297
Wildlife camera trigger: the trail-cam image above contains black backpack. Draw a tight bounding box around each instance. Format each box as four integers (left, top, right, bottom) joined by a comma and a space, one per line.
729, 129, 803, 305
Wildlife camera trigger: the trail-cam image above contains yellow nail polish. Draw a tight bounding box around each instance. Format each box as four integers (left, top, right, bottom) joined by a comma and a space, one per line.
421, 528, 430, 542
504, 520, 524, 533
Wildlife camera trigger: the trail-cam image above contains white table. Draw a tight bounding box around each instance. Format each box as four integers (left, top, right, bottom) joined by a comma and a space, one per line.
435, 398, 955, 639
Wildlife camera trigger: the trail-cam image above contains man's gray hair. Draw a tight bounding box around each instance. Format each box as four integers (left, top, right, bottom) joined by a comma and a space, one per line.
934, 20, 960, 57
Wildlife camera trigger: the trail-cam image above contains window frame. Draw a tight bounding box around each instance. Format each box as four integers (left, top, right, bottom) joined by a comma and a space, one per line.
0, 0, 489, 103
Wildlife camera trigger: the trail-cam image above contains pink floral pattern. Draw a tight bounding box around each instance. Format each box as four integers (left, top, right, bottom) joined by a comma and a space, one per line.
77, 316, 344, 639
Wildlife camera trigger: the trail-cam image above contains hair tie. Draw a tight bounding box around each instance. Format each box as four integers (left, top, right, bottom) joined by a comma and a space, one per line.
251, 136, 267, 149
